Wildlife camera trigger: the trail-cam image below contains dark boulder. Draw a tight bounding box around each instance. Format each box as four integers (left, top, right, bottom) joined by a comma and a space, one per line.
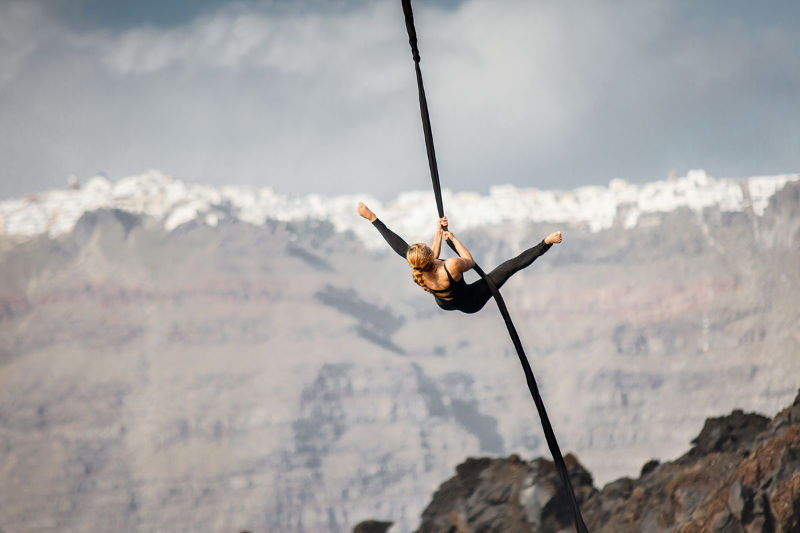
352, 520, 393, 533
688, 409, 769, 457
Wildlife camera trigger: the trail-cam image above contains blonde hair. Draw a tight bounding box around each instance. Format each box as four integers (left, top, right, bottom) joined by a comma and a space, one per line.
406, 243, 436, 294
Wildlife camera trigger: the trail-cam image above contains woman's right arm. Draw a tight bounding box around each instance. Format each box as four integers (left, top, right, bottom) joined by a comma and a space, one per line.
443, 231, 475, 273
431, 217, 446, 259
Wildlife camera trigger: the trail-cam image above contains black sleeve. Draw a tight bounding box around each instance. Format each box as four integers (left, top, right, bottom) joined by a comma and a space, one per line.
372, 218, 410, 259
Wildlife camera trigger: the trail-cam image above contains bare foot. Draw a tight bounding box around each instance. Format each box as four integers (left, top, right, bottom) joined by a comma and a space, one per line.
357, 202, 377, 222
545, 231, 562, 244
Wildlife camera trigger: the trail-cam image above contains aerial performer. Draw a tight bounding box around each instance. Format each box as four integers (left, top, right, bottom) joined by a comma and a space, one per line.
357, 202, 562, 313
381, 1, 588, 529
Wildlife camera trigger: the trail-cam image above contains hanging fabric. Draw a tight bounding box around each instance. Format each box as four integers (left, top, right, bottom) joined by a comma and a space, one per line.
399, 1, 589, 531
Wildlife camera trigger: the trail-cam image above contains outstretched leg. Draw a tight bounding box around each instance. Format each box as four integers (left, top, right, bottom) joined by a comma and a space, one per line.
458, 232, 561, 314
487, 231, 561, 288
372, 219, 410, 258
358, 202, 409, 259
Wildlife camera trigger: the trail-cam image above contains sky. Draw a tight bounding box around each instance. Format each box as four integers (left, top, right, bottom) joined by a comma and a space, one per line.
1, 0, 799, 199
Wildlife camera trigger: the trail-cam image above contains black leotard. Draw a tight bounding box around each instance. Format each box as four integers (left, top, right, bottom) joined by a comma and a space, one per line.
371, 218, 551, 314
430, 263, 466, 310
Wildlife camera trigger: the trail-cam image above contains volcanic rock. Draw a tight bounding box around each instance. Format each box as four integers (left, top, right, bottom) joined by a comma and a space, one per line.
359, 390, 800, 532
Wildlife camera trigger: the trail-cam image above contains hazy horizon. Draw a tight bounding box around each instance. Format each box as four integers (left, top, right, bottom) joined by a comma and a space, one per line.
2, 0, 799, 199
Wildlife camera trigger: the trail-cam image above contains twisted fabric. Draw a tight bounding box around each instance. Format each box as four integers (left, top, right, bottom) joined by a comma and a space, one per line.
400, 1, 588, 531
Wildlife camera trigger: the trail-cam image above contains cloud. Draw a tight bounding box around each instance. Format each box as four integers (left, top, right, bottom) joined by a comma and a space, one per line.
0, 0, 798, 199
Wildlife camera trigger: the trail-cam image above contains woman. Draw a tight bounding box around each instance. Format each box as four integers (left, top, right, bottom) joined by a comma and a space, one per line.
357, 202, 561, 314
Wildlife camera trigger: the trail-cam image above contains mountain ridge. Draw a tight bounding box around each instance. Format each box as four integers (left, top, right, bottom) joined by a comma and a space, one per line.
0, 179, 797, 532
1, 169, 797, 246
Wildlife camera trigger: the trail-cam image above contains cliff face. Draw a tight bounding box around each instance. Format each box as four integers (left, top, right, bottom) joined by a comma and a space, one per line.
400, 392, 800, 533
0, 182, 798, 532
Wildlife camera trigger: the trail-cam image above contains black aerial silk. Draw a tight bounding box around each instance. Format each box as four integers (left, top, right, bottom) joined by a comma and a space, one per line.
399, 1, 589, 531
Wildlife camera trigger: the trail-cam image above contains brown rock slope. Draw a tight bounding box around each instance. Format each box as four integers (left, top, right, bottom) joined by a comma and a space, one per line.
384, 391, 800, 532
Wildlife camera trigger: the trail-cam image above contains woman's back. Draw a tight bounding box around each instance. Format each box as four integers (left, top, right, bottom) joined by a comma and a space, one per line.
417, 259, 465, 299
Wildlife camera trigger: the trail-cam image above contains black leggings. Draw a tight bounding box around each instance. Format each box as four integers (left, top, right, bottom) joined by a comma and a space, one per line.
372, 219, 551, 313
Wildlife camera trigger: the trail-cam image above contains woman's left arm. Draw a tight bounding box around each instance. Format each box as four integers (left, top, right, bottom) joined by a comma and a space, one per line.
431, 217, 447, 258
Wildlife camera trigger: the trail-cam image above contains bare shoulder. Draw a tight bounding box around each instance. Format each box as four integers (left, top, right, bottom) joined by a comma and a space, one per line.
444, 257, 469, 277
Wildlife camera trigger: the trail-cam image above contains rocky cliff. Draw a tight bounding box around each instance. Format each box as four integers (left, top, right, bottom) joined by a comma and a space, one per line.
0, 178, 798, 532
358, 391, 800, 532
